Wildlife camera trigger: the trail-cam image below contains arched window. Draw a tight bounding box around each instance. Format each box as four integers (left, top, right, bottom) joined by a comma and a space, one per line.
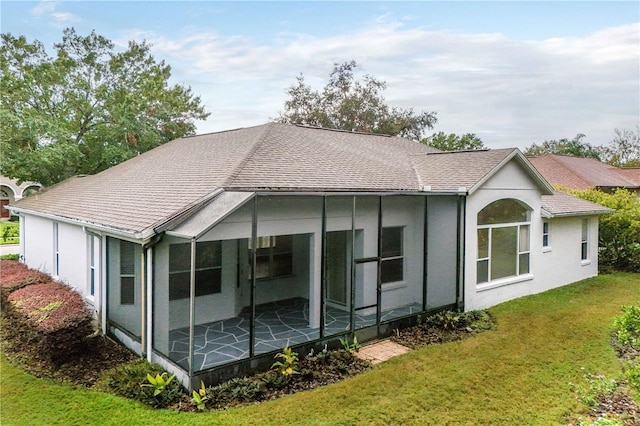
477, 199, 531, 284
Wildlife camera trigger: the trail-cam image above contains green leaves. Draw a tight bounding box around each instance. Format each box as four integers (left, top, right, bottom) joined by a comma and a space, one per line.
421, 132, 486, 151
1, 28, 209, 186
278, 60, 437, 140
142, 372, 175, 397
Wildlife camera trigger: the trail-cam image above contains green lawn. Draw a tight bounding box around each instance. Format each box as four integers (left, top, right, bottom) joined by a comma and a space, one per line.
2, 273, 638, 425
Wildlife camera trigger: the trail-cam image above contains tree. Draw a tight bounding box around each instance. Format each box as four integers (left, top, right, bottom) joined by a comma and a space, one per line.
523, 134, 601, 160
420, 132, 486, 151
277, 60, 437, 141
568, 187, 640, 273
0, 28, 209, 186
600, 127, 640, 167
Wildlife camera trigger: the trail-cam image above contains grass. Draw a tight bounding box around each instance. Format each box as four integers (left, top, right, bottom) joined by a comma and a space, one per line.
0, 221, 19, 245
2, 272, 638, 425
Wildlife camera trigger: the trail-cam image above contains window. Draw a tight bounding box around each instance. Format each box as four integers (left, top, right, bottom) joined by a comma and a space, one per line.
477, 199, 531, 284
542, 221, 550, 248
120, 240, 136, 305
251, 235, 293, 280
53, 223, 59, 276
169, 241, 221, 300
581, 219, 589, 261
381, 227, 403, 284
89, 237, 96, 297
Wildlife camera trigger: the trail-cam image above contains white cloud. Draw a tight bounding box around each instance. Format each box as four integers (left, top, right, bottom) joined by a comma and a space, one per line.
120, 20, 640, 149
30, 1, 80, 27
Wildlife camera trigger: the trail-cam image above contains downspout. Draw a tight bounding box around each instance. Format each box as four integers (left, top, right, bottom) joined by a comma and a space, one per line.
456, 195, 467, 311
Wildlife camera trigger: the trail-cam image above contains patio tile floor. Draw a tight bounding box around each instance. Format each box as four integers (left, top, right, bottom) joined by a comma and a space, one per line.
168, 298, 422, 371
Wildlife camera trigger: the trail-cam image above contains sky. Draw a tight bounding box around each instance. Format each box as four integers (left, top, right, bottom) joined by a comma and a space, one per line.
1, 1, 639, 150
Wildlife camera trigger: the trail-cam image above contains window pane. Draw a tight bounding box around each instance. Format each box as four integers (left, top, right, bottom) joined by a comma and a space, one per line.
519, 225, 530, 252
255, 255, 270, 279
519, 253, 530, 275
273, 235, 293, 254
272, 253, 293, 277
381, 227, 403, 258
195, 269, 221, 296
478, 199, 531, 225
478, 228, 489, 258
120, 241, 136, 275
543, 234, 549, 247
381, 258, 403, 283
582, 219, 588, 240
491, 226, 517, 280
582, 242, 588, 260
121, 277, 135, 304
169, 243, 190, 272
196, 241, 221, 269
169, 271, 190, 300
477, 260, 489, 283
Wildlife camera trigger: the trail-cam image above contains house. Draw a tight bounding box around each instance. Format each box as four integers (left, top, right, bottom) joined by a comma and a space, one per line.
9, 123, 611, 387
528, 154, 640, 196
0, 175, 42, 219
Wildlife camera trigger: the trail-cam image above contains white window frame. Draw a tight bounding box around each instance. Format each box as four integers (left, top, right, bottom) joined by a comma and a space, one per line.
477, 222, 530, 284
542, 221, 551, 251
53, 222, 59, 276
89, 236, 96, 298
380, 226, 404, 284
120, 240, 136, 305
581, 218, 589, 262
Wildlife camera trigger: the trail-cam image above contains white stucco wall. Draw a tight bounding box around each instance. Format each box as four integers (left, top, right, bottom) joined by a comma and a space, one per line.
464, 160, 600, 310
22, 214, 54, 273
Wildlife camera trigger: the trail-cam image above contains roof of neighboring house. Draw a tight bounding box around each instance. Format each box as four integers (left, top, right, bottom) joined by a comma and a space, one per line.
9, 123, 556, 238
528, 154, 640, 190
541, 191, 613, 218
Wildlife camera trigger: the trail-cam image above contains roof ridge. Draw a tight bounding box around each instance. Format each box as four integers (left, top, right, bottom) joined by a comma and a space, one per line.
222, 123, 276, 187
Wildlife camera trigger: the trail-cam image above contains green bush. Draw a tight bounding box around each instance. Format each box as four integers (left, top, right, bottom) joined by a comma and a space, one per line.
568, 188, 640, 272
624, 362, 640, 393
612, 303, 640, 349
94, 359, 183, 408
0, 253, 19, 260
424, 309, 493, 331
205, 377, 265, 408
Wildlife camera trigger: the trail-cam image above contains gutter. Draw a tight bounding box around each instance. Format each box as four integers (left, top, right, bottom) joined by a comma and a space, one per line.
7, 206, 147, 242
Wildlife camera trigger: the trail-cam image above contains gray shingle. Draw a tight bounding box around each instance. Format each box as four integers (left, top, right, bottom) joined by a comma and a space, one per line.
541, 191, 613, 217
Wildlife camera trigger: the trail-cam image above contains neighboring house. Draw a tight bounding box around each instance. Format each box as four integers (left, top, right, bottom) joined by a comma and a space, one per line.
0, 175, 42, 219
9, 123, 610, 387
528, 154, 640, 196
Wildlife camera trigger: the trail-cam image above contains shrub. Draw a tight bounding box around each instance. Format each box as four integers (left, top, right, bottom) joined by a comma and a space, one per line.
568, 188, 640, 272
6, 281, 93, 365
205, 377, 265, 409
0, 253, 19, 261
424, 309, 493, 331
612, 303, 640, 349
94, 359, 183, 408
624, 362, 640, 394
0, 260, 50, 295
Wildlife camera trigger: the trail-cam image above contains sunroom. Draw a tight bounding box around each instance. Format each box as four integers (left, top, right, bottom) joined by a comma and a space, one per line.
106, 192, 462, 386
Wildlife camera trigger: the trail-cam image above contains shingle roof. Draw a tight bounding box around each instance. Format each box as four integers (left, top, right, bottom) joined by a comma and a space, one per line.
9, 122, 558, 237
541, 191, 613, 217
528, 154, 639, 190
411, 148, 553, 194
